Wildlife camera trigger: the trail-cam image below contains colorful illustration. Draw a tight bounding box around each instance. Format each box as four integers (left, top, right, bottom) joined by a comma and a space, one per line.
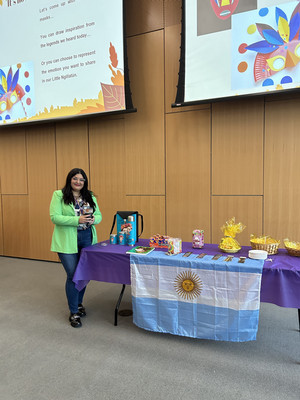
232, 2, 300, 90
35, 43, 125, 121
101, 42, 125, 112
246, 3, 300, 83
0, 62, 35, 123
210, 0, 239, 20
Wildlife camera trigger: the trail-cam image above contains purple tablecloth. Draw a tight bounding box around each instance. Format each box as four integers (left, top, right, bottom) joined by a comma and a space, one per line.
73, 239, 300, 308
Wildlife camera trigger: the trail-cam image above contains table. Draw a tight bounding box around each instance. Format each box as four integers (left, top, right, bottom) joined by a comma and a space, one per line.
73, 239, 300, 329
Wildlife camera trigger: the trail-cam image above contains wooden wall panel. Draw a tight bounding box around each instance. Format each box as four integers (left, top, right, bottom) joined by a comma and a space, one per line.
125, 0, 163, 36
212, 99, 264, 195
0, 127, 27, 194
164, 0, 181, 27
125, 31, 165, 195
125, 195, 166, 239
0, 195, 3, 255
56, 119, 89, 189
164, 0, 181, 113
265, 99, 300, 243
166, 110, 211, 242
89, 117, 127, 242
2, 195, 30, 258
26, 125, 57, 194
26, 125, 57, 260
212, 196, 263, 246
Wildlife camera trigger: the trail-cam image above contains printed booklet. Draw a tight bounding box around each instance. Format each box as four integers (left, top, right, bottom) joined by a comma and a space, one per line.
126, 246, 155, 255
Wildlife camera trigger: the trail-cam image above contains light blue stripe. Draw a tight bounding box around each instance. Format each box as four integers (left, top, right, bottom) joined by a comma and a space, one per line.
131, 253, 264, 274
132, 296, 260, 342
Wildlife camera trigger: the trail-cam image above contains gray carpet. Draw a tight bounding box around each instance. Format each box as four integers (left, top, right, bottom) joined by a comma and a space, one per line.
1, 256, 299, 400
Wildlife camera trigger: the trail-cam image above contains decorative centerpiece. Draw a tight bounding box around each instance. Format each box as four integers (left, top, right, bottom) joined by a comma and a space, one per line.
192, 229, 204, 249
250, 234, 280, 255
149, 234, 170, 248
219, 217, 245, 253
167, 238, 182, 255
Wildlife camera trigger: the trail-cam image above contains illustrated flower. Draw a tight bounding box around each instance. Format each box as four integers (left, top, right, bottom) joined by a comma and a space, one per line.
246, 4, 300, 82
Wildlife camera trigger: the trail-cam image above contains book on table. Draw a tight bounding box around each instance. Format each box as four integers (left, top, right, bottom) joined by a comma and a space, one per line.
126, 246, 155, 255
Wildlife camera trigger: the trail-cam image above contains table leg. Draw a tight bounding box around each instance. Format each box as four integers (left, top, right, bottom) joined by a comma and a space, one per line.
114, 284, 126, 326
298, 309, 300, 332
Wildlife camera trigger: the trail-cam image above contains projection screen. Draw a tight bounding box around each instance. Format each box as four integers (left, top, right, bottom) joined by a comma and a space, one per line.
174, 0, 300, 106
0, 0, 134, 126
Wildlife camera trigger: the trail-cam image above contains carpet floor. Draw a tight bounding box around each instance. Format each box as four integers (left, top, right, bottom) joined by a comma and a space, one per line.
0, 256, 299, 400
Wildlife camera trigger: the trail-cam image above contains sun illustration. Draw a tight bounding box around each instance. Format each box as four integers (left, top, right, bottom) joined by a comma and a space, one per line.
174, 271, 203, 300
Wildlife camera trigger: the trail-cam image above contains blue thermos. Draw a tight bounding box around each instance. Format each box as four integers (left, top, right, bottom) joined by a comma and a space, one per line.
126, 215, 136, 246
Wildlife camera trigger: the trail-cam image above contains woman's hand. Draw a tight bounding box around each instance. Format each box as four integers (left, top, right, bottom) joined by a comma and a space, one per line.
79, 215, 94, 224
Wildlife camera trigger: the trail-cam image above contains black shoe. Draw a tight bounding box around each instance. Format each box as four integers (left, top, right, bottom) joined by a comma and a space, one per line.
78, 304, 86, 317
69, 313, 82, 328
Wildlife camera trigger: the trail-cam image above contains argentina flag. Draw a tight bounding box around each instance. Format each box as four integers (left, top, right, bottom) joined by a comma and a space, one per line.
130, 252, 264, 342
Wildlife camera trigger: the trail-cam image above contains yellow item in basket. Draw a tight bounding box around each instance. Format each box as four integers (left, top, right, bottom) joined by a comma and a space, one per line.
219, 236, 241, 251
219, 217, 246, 252
283, 238, 300, 250
250, 234, 280, 245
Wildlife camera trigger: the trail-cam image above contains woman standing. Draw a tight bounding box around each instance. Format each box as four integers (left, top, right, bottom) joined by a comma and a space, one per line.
50, 168, 102, 328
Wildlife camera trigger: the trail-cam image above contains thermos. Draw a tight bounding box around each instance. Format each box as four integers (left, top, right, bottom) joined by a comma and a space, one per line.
126, 215, 136, 246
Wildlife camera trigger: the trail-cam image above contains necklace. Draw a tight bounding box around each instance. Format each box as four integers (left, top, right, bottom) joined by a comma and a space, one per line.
73, 193, 82, 203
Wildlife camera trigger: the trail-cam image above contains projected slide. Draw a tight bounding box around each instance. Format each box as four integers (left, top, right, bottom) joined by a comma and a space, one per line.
181, 0, 300, 104
0, 0, 125, 125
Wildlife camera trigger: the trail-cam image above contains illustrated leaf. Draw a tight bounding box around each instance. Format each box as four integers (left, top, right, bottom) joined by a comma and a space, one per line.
2, 75, 7, 92
7, 67, 12, 91
263, 28, 284, 45
109, 42, 118, 68
109, 64, 124, 86
289, 12, 300, 40
278, 16, 290, 43
101, 83, 125, 111
256, 23, 274, 38
11, 69, 19, 92
275, 7, 288, 26
291, 3, 300, 21
77, 104, 105, 114
245, 40, 279, 54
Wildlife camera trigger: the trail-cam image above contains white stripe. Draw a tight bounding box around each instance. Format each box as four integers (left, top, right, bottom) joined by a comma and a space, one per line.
131, 262, 262, 311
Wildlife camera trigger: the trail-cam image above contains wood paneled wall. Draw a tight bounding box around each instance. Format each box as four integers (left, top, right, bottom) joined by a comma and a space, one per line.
0, 0, 299, 260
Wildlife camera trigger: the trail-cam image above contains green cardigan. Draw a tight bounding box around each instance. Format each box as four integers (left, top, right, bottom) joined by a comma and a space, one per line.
50, 190, 102, 253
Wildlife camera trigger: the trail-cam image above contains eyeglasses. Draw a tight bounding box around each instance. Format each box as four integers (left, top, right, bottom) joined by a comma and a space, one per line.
72, 177, 85, 183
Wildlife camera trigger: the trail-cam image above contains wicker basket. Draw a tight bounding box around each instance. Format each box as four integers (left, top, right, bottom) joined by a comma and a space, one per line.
284, 239, 300, 257
250, 240, 279, 255
285, 247, 300, 257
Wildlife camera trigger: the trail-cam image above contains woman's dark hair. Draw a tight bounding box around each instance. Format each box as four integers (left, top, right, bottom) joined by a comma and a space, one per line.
62, 168, 96, 211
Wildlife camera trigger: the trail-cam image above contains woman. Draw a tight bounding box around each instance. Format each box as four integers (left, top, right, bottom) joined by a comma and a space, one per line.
50, 168, 102, 328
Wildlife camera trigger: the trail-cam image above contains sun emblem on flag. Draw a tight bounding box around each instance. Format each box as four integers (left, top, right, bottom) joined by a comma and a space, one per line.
174, 271, 203, 300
